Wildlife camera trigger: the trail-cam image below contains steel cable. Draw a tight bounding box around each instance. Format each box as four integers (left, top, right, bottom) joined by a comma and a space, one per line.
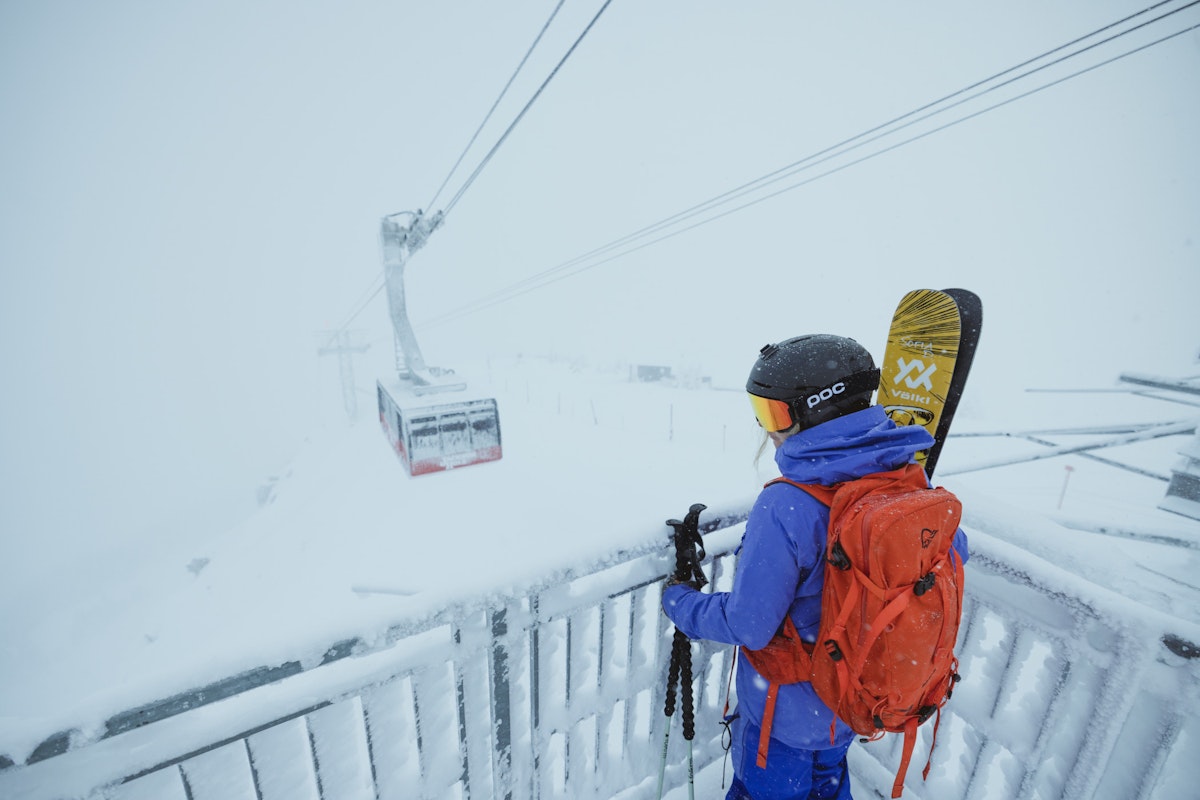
420, 1, 1200, 329
443, 0, 615, 216
324, 0, 613, 335
426, 0, 568, 212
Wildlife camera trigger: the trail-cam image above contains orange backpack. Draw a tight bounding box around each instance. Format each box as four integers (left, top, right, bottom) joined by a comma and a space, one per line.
741, 462, 965, 799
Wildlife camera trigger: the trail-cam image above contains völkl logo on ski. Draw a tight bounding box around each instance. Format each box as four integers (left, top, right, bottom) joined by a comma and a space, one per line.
894, 357, 937, 391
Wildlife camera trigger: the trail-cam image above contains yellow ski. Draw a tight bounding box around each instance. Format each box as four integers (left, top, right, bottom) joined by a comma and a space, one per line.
877, 289, 962, 472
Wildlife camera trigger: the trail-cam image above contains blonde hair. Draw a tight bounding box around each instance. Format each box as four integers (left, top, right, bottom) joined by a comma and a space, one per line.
753, 422, 801, 468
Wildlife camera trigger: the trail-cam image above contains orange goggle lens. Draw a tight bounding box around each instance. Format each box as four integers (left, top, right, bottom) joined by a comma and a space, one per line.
748, 394, 793, 432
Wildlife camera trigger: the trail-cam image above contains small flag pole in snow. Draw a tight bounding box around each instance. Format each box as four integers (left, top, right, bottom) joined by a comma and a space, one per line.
1058, 465, 1075, 510
658, 504, 708, 800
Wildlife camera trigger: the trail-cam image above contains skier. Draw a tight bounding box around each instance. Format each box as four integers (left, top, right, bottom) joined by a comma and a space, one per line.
661, 334, 970, 800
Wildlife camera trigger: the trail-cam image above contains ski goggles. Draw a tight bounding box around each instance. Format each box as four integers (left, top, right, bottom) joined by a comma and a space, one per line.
748, 393, 794, 432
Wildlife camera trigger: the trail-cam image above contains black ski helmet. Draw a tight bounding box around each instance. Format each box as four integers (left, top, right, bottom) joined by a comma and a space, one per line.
746, 334, 880, 431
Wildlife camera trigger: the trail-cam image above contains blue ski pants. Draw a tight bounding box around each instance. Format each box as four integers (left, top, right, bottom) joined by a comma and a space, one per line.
725, 716, 853, 800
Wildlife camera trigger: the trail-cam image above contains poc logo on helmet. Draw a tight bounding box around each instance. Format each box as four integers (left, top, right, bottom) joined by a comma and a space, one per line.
807, 381, 846, 408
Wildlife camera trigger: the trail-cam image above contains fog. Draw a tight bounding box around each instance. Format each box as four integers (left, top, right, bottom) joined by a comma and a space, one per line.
2, 0, 1197, 571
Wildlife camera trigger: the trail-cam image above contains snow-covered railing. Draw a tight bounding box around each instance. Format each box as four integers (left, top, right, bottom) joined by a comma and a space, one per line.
0, 511, 749, 800
2, 506, 1198, 800
852, 526, 1200, 799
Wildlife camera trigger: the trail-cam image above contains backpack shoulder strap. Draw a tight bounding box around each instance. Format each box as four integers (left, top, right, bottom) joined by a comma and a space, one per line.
769, 462, 932, 514
765, 476, 838, 507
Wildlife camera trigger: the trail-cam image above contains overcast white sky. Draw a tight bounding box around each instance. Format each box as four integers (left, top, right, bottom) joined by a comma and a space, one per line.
2, 1, 1198, 562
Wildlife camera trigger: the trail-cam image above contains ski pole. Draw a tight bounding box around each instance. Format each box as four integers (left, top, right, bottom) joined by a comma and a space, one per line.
656, 636, 679, 800
679, 633, 697, 800
657, 504, 707, 800
688, 740, 696, 800
655, 723, 671, 800
658, 627, 695, 799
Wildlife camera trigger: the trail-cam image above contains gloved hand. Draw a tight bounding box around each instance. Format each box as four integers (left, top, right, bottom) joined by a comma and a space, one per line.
666, 572, 705, 590
666, 503, 708, 590
660, 581, 697, 632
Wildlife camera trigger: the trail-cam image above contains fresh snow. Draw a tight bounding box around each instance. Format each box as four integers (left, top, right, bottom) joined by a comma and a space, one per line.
1, 354, 1197, 798
0, 356, 773, 766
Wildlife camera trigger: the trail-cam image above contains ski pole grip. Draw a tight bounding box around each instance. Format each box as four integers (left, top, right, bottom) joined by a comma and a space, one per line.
666, 503, 708, 589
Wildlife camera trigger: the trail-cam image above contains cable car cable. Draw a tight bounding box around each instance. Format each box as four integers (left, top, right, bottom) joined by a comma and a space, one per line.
324, 0, 604, 335
422, 13, 1200, 328
477, 0, 1191, 292
423, 0, 1200, 325
426, 0, 568, 212
443, 0, 615, 216
329, 0, 1195, 334
326, 0, 613, 335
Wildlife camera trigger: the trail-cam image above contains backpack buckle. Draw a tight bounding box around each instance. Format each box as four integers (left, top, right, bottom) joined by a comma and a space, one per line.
914, 572, 936, 596
827, 542, 851, 571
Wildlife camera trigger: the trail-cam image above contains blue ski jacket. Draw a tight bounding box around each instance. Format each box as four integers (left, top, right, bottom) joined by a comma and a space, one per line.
662, 405, 969, 751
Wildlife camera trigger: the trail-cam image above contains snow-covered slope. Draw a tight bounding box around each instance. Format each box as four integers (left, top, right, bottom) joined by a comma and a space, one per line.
0, 357, 778, 765
1, 356, 1196, 798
